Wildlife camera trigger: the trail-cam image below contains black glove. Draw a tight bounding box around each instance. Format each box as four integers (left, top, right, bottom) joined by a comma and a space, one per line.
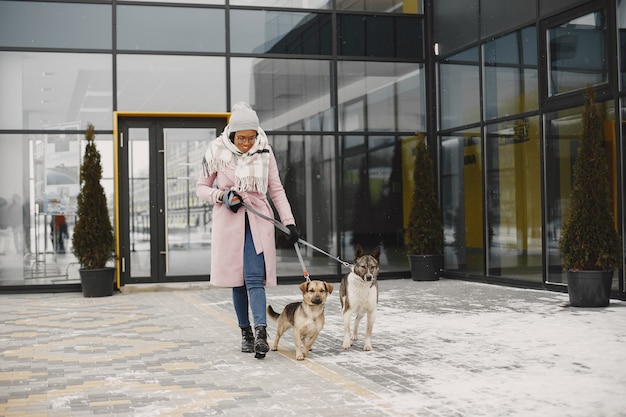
222, 190, 243, 213
285, 224, 299, 245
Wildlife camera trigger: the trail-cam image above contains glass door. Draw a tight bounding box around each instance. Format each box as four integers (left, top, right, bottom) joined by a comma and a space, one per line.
163, 127, 214, 277
117, 115, 227, 284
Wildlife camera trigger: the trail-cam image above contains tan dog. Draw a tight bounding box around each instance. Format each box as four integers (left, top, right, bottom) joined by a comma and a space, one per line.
340, 244, 381, 351
267, 280, 334, 360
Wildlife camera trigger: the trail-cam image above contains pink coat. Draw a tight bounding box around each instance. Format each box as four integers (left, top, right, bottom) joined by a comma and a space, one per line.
195, 147, 295, 288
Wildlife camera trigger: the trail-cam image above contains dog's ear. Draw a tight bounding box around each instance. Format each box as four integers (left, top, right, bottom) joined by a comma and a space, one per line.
355, 244, 364, 260
325, 282, 334, 294
299, 281, 309, 293
371, 246, 381, 262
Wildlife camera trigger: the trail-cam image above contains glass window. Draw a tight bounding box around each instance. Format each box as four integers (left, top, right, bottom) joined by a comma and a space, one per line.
230, 0, 329, 8
545, 101, 617, 285
0, 1, 111, 49
440, 128, 483, 275
485, 32, 520, 65
343, 135, 366, 152
341, 152, 365, 255
336, 0, 421, 13
116, 55, 226, 112
539, 0, 587, 17
483, 28, 539, 120
230, 10, 331, 55
337, 14, 423, 59
370, 65, 425, 132
396, 16, 424, 59
231, 58, 332, 131
369, 142, 405, 265
351, 146, 377, 237
485, 117, 542, 282
130, 0, 223, 4
433, 0, 478, 55
338, 61, 425, 132
117, 5, 224, 52
0, 134, 30, 285
0, 52, 112, 130
439, 48, 480, 130
342, 136, 405, 270
522, 26, 538, 66
481, 0, 536, 39
270, 135, 338, 277
369, 135, 396, 149
0, 132, 114, 287
307, 135, 338, 276
547, 10, 608, 96
618, 0, 626, 89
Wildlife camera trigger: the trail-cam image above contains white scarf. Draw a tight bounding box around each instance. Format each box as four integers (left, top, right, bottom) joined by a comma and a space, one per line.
202, 126, 270, 194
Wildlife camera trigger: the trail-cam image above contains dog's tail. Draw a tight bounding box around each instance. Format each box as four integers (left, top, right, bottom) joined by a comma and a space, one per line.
266, 305, 281, 321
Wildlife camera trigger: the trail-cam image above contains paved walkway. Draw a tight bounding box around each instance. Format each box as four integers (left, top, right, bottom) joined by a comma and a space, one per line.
1, 278, 625, 417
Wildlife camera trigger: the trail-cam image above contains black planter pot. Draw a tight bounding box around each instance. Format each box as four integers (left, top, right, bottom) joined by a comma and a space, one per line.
408, 254, 442, 281
79, 267, 115, 297
566, 270, 613, 307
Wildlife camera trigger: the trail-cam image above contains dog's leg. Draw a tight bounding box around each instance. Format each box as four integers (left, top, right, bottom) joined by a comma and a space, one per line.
363, 310, 376, 351
293, 328, 305, 360
303, 332, 320, 358
352, 311, 365, 341
342, 310, 353, 350
270, 324, 285, 351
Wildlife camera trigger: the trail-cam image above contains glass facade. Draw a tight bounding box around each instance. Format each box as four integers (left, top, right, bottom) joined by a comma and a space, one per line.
0, 0, 623, 299
0, 0, 425, 288
436, 0, 624, 296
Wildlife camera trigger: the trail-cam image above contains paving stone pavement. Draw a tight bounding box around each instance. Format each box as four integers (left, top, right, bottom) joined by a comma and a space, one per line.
1, 278, 625, 417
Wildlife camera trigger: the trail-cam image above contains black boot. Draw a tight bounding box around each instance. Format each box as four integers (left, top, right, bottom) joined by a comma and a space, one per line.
254, 325, 269, 359
241, 325, 254, 353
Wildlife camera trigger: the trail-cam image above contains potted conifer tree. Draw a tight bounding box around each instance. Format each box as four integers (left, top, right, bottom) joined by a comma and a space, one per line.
558, 86, 622, 307
72, 123, 116, 297
406, 134, 444, 281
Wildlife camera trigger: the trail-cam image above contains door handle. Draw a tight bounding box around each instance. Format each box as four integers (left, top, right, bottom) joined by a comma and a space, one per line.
162, 132, 169, 274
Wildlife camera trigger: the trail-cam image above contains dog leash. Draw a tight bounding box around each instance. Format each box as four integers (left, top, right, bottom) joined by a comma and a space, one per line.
240, 201, 353, 280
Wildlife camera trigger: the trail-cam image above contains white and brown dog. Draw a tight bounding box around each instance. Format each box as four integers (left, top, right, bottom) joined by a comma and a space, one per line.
267, 280, 334, 360
340, 244, 381, 351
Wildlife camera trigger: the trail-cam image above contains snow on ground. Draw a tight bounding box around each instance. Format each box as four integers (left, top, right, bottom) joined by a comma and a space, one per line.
269, 279, 626, 417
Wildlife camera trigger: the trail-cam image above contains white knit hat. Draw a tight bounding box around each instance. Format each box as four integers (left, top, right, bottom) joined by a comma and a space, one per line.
229, 101, 259, 133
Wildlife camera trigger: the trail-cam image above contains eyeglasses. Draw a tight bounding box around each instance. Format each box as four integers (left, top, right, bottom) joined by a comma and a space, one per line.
235, 135, 257, 144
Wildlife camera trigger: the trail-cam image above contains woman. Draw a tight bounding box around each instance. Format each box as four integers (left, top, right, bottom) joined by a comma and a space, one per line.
196, 102, 298, 359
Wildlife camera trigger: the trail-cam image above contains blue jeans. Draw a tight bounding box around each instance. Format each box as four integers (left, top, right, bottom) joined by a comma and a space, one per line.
233, 214, 266, 328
